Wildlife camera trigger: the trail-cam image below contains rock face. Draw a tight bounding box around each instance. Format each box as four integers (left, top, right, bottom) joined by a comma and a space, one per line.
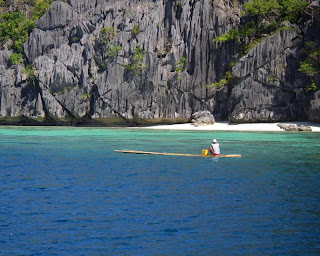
0, 0, 319, 125
191, 111, 215, 126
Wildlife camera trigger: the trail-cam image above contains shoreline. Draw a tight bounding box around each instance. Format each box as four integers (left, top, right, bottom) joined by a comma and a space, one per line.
142, 121, 320, 132
0, 121, 319, 132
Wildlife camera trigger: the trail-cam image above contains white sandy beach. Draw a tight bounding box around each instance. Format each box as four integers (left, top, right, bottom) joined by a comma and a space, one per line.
144, 121, 320, 132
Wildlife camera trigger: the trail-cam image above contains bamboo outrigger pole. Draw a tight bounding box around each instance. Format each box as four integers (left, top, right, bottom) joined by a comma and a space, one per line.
114, 150, 241, 158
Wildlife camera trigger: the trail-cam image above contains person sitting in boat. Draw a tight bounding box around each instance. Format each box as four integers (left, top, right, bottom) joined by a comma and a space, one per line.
209, 139, 220, 155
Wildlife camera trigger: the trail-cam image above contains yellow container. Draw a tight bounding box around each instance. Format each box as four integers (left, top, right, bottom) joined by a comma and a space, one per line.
202, 149, 208, 156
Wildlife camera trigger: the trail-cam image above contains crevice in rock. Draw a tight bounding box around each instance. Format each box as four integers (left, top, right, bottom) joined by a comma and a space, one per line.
171, 80, 211, 105
164, 0, 173, 37
83, 84, 97, 119
52, 96, 78, 120
37, 86, 58, 125
36, 78, 78, 123
92, 84, 135, 123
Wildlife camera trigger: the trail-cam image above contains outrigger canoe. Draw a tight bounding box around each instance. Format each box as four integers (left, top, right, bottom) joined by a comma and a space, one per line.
114, 149, 241, 158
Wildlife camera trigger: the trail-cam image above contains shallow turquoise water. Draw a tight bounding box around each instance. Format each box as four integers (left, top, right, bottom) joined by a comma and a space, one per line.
0, 126, 320, 255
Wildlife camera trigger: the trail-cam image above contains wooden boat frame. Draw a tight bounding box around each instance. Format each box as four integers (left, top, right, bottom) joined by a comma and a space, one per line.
114, 149, 241, 158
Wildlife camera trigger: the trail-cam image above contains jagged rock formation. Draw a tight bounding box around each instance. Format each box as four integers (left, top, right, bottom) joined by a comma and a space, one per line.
230, 18, 320, 123
0, 0, 319, 125
277, 123, 312, 131
191, 111, 215, 126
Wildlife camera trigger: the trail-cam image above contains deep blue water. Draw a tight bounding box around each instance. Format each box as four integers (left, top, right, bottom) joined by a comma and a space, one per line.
0, 126, 320, 255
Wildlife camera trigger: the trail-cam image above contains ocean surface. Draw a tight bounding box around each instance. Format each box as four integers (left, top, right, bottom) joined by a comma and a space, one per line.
0, 126, 319, 255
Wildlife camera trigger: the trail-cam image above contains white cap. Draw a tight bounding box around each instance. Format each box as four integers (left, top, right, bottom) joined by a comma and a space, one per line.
212, 139, 217, 143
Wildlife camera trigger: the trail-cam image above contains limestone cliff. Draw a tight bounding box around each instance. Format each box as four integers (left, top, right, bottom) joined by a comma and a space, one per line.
0, 0, 319, 125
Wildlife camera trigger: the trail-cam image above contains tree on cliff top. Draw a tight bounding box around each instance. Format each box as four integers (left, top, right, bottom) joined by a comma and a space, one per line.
0, 11, 35, 52
210, 0, 319, 90
213, 0, 315, 43
243, 0, 308, 33
0, 0, 52, 52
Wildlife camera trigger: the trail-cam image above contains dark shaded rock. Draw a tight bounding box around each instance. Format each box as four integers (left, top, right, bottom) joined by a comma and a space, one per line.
309, 90, 320, 122
191, 111, 215, 126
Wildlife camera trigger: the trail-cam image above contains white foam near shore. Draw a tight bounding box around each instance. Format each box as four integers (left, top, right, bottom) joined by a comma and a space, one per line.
143, 121, 320, 132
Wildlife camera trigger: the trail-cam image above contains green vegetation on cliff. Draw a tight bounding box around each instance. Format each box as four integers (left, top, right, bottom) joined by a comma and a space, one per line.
298, 41, 320, 90
31, 0, 52, 20
125, 46, 146, 75
98, 27, 122, 59
213, 0, 309, 44
131, 24, 140, 38
100, 27, 118, 43
243, 0, 308, 23
22, 64, 39, 88
0, 11, 35, 52
211, 0, 319, 91
0, 0, 52, 53
9, 52, 23, 64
